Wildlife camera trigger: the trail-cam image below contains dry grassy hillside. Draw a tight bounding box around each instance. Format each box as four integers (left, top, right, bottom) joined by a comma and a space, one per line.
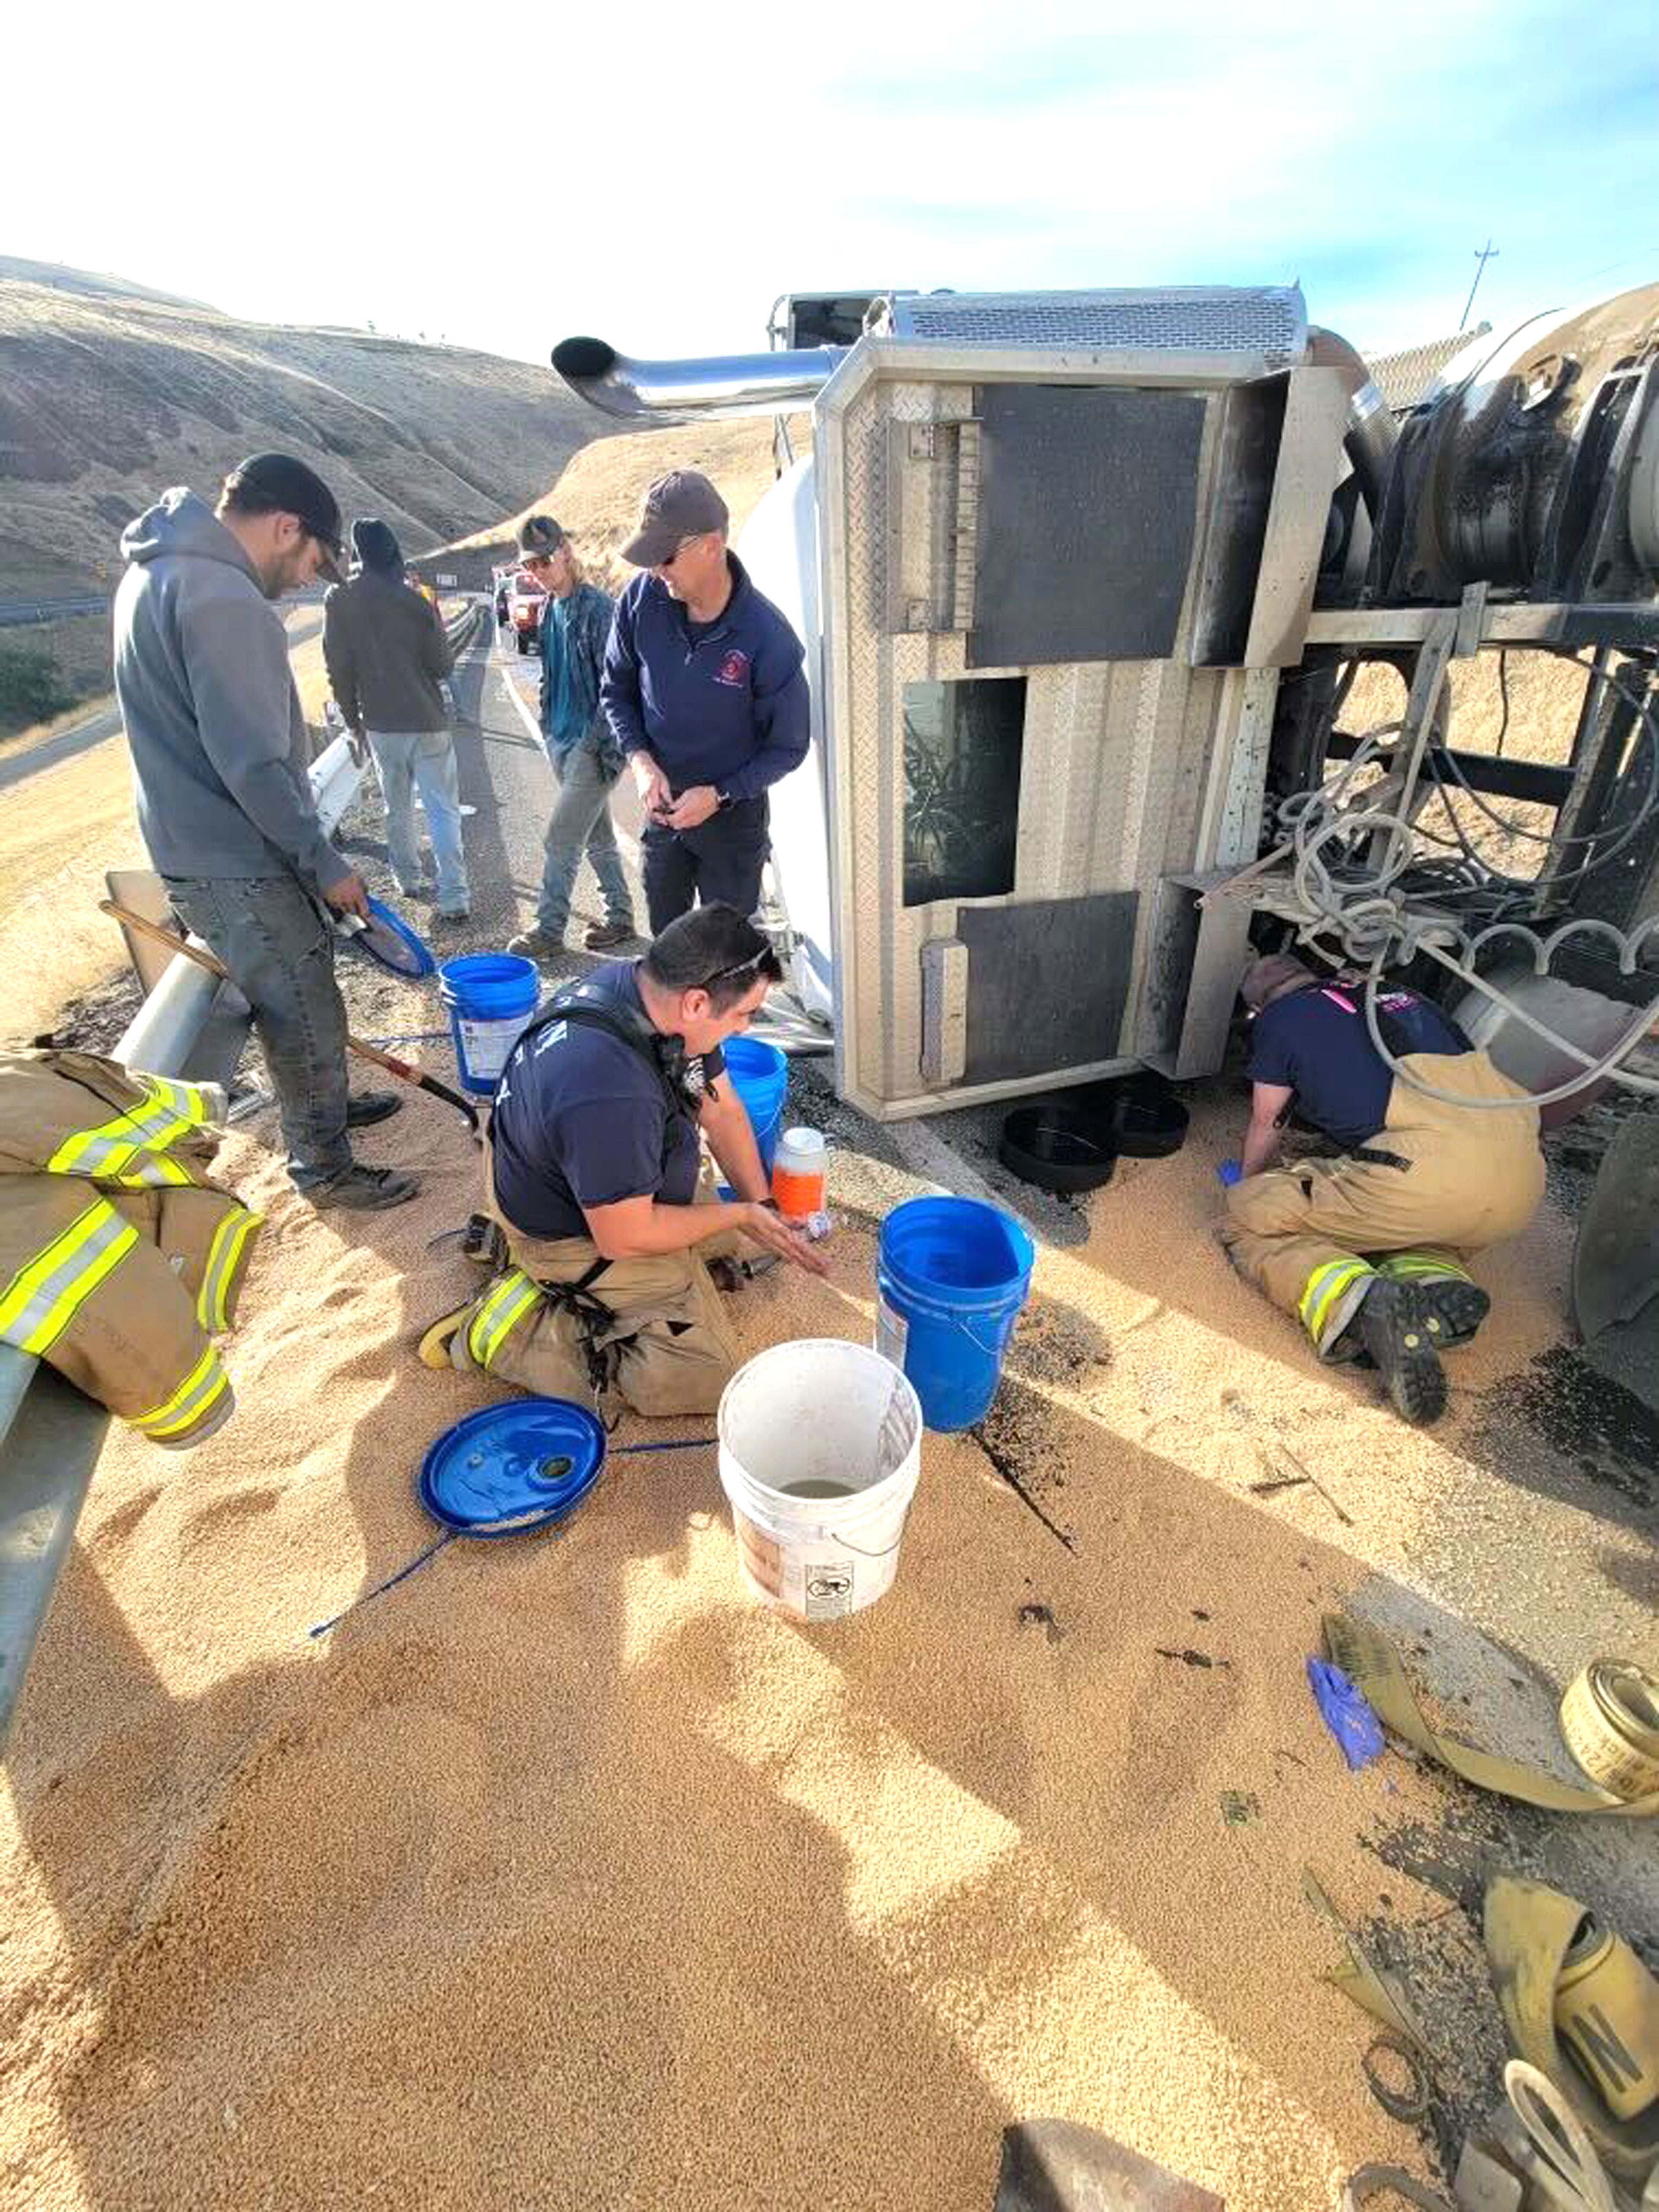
0, 265, 614, 596
447, 413, 814, 589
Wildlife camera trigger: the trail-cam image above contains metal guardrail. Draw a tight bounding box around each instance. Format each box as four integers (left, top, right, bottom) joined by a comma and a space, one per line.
0, 733, 366, 1749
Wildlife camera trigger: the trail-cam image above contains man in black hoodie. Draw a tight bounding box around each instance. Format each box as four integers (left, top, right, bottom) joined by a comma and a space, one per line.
323, 520, 471, 923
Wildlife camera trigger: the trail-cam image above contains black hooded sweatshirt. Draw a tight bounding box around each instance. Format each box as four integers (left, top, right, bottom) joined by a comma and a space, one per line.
322, 519, 454, 734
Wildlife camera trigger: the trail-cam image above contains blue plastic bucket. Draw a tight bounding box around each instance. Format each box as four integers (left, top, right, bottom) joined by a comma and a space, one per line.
875, 1196, 1035, 1431
717, 1035, 788, 1194
438, 954, 540, 1095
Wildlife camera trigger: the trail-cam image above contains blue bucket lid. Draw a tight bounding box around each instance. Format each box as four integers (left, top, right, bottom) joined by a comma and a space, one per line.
350, 895, 436, 978
417, 1399, 608, 1537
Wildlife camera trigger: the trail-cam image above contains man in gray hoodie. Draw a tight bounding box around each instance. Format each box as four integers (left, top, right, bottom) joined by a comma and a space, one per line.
322, 519, 470, 923
113, 453, 418, 1210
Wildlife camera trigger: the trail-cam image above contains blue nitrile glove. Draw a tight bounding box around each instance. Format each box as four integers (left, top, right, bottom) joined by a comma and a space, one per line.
1217, 1158, 1243, 1188
1306, 1658, 1386, 1770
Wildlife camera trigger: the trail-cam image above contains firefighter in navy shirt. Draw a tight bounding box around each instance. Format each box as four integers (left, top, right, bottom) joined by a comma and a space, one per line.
1219, 953, 1545, 1425
601, 470, 809, 933
420, 906, 826, 1417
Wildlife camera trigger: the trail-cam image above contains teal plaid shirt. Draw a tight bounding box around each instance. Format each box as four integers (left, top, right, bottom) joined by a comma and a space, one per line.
538, 581, 621, 776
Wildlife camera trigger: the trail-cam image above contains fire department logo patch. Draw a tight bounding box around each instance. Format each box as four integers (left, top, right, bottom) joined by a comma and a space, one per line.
715, 649, 749, 688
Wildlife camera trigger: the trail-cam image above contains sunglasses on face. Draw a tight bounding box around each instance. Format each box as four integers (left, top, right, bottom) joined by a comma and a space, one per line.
524, 551, 559, 570
658, 536, 705, 569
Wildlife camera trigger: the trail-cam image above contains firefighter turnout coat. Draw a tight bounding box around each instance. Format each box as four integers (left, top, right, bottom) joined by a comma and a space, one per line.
0, 1050, 263, 1448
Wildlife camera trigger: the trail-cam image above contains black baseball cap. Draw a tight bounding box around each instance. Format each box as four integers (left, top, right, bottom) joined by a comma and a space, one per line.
224, 452, 345, 581
622, 471, 729, 566
517, 514, 567, 559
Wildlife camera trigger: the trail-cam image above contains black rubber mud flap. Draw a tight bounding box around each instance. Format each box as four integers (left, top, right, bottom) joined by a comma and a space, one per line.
1573, 1114, 1659, 1340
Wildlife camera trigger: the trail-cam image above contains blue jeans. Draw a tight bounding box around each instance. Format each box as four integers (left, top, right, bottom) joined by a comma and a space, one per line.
537, 732, 634, 940
162, 874, 352, 1190
368, 727, 470, 911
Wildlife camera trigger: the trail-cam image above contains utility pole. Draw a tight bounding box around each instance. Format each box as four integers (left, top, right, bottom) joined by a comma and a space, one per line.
1461, 239, 1499, 331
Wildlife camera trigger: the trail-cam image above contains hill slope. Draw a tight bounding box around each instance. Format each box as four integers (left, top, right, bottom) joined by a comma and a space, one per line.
441, 413, 813, 591
0, 267, 612, 595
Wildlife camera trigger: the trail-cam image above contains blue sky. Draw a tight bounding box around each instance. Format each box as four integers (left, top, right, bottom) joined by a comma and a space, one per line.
6, 0, 1654, 365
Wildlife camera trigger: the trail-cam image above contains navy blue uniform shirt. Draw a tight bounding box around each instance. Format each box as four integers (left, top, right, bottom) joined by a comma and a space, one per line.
600, 550, 809, 803
491, 961, 725, 1242
1247, 983, 1468, 1151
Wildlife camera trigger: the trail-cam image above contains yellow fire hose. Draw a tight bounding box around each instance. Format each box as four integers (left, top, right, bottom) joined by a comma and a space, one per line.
1323, 1616, 1659, 1817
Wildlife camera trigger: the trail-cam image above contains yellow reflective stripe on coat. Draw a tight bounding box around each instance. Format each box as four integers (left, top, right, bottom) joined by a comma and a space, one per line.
0, 1199, 140, 1357
468, 1270, 541, 1370
1376, 1252, 1475, 1283
45, 1076, 204, 1188
195, 1206, 263, 1334
1298, 1257, 1372, 1346
133, 1343, 230, 1440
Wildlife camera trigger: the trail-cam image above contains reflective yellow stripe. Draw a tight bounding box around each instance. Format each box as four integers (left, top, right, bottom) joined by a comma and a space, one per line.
0, 1200, 140, 1356
1299, 1258, 1372, 1346
133, 1343, 230, 1438
1376, 1252, 1473, 1283
195, 1206, 262, 1334
45, 1076, 203, 1188
468, 1271, 540, 1370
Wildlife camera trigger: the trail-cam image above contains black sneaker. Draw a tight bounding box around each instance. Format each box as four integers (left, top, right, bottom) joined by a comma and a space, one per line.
310, 1165, 420, 1212
1411, 1277, 1490, 1348
1356, 1279, 1447, 1425
346, 1091, 403, 1128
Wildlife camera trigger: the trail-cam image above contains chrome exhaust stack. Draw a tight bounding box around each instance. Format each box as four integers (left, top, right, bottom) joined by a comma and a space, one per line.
550, 334, 845, 423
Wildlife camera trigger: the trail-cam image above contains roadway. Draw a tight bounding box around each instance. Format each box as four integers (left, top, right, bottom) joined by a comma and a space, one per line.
0, 601, 328, 792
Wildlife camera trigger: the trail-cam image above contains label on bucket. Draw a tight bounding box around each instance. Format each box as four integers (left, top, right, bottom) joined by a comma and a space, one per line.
874, 1295, 909, 1370
457, 1015, 524, 1082
804, 1561, 856, 1621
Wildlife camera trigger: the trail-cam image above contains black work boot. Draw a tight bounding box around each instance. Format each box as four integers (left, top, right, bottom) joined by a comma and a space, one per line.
1354, 1278, 1447, 1425
310, 1164, 420, 1212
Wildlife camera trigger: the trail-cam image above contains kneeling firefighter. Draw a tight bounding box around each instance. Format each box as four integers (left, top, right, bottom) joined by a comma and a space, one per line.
1218, 953, 1545, 1424
422, 904, 828, 1417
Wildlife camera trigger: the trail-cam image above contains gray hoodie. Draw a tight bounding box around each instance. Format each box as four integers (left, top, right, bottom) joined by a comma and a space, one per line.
112, 489, 349, 891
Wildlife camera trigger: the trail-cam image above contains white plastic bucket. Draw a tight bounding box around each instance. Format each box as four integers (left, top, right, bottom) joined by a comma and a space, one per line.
717, 1339, 922, 1621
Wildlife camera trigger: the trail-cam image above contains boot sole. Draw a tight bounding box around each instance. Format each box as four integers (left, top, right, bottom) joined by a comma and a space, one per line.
1417, 1279, 1490, 1348
1360, 1283, 1448, 1425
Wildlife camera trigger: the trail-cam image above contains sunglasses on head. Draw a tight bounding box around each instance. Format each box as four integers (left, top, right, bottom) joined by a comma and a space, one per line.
699, 946, 769, 993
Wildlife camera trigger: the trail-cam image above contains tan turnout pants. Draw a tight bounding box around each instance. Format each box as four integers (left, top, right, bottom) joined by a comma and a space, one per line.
449, 1147, 745, 1417
1219, 1050, 1545, 1355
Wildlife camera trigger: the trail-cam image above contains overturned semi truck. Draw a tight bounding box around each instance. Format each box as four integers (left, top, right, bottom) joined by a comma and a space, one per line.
552, 284, 1659, 1152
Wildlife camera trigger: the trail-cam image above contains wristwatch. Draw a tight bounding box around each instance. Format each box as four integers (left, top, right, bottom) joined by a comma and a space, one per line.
715, 787, 736, 813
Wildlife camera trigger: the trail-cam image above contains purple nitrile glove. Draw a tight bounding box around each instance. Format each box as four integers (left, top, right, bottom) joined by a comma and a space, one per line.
1217, 1158, 1243, 1188
1306, 1657, 1386, 1771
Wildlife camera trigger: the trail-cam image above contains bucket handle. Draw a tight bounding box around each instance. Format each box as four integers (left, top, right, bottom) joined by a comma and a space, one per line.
741, 1499, 915, 1562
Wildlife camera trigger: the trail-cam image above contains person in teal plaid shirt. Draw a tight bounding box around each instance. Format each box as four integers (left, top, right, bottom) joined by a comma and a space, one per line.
508, 515, 638, 962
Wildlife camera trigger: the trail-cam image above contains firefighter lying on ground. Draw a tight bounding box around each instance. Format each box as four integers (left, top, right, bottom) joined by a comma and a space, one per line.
0, 1050, 263, 1447
420, 904, 827, 1416
1218, 953, 1545, 1425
